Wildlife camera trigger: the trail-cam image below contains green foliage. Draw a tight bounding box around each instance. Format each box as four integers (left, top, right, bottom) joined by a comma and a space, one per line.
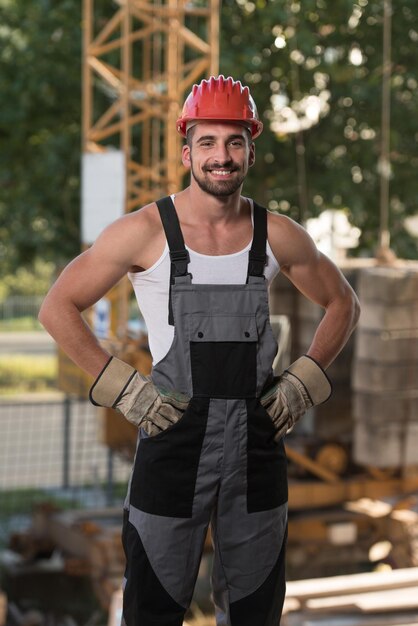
1, 0, 417, 266
0, 0, 81, 275
220, 0, 418, 258
0, 258, 55, 297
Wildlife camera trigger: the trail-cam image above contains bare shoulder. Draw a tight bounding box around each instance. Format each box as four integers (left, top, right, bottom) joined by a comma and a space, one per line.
41, 202, 166, 314
266, 210, 319, 270
95, 202, 160, 248
266, 209, 355, 313
91, 201, 165, 270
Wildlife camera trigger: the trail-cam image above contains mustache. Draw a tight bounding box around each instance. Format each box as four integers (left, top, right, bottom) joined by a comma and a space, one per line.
203, 162, 239, 172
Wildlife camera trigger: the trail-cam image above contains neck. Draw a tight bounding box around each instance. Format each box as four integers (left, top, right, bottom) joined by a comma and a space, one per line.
175, 185, 247, 226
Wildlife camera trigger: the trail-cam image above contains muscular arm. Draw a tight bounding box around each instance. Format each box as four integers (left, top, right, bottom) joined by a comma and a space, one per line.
268, 213, 360, 370
39, 207, 162, 378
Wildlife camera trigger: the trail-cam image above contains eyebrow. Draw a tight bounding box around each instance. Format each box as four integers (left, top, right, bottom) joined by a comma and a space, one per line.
196, 134, 246, 143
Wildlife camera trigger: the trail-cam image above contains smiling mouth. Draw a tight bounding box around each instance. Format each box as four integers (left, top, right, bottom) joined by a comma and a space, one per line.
207, 169, 236, 176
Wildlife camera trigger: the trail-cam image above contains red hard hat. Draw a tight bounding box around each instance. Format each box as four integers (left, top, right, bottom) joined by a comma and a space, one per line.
176, 75, 263, 139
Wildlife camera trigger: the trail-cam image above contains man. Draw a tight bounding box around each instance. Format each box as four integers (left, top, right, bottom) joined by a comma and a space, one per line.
39, 75, 360, 626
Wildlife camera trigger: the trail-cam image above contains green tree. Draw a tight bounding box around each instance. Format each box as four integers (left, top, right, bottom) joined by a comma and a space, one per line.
220, 0, 418, 258
0, 258, 55, 298
1, 0, 417, 270
0, 0, 81, 275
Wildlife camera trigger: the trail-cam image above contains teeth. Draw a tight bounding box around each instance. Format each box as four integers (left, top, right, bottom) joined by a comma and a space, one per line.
211, 170, 231, 176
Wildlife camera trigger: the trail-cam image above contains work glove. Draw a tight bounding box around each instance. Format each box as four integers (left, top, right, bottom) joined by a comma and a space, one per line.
89, 356, 190, 436
261, 355, 332, 441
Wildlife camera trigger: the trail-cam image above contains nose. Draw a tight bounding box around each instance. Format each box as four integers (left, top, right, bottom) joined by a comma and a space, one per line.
213, 142, 232, 164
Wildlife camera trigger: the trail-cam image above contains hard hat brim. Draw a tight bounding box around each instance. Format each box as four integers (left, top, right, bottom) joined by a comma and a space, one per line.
177, 117, 263, 139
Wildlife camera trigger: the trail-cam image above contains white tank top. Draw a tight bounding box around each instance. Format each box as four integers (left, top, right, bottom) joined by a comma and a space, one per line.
128, 198, 280, 365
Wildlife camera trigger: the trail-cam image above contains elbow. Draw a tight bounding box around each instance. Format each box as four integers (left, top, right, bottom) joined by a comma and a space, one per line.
38, 292, 80, 335
333, 286, 360, 334
38, 291, 59, 332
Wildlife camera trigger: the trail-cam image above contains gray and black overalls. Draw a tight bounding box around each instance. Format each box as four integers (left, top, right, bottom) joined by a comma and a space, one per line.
122, 196, 288, 626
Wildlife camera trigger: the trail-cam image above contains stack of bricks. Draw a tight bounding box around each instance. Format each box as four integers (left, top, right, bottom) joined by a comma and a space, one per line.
352, 265, 418, 468
269, 264, 360, 440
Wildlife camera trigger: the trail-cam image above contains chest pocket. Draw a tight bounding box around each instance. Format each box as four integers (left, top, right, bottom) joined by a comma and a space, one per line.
189, 314, 258, 398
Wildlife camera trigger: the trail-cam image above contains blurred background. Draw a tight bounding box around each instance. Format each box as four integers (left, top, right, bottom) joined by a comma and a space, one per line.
1, 0, 418, 625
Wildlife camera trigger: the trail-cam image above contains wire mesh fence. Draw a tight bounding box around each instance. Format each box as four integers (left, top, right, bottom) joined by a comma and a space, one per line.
0, 296, 43, 323
0, 397, 133, 547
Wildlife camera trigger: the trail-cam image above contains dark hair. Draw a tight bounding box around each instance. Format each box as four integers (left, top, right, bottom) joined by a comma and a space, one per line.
186, 125, 197, 147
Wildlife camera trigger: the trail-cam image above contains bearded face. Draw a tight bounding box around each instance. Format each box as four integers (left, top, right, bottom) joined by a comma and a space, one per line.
189, 153, 247, 197
183, 123, 255, 198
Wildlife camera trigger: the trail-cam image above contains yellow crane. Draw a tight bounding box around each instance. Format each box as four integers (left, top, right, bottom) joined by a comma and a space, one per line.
58, 0, 219, 397
82, 0, 219, 205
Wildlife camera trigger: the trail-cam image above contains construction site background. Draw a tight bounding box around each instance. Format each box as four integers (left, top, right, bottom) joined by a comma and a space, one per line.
2, 0, 418, 624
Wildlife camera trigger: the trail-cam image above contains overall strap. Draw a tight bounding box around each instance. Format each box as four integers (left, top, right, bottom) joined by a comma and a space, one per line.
156, 196, 191, 326
247, 202, 268, 280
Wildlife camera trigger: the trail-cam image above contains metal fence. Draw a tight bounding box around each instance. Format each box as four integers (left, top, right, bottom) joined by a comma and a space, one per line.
0, 296, 44, 321
0, 397, 133, 546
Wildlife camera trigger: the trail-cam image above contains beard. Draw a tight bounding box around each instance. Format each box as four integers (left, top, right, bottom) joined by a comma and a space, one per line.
190, 159, 247, 197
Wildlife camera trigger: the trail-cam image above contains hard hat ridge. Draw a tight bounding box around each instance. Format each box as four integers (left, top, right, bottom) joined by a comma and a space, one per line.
176, 75, 263, 139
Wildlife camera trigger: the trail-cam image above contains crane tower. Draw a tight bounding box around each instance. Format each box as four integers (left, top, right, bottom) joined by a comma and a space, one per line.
82, 0, 220, 210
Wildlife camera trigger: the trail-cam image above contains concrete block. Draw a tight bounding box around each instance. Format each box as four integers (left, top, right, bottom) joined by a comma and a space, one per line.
354, 420, 418, 467
355, 329, 418, 362
357, 265, 418, 304
358, 301, 418, 331
353, 391, 418, 423
352, 360, 418, 393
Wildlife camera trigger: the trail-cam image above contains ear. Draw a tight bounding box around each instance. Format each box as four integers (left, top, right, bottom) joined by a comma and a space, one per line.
248, 142, 255, 168
182, 144, 191, 169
